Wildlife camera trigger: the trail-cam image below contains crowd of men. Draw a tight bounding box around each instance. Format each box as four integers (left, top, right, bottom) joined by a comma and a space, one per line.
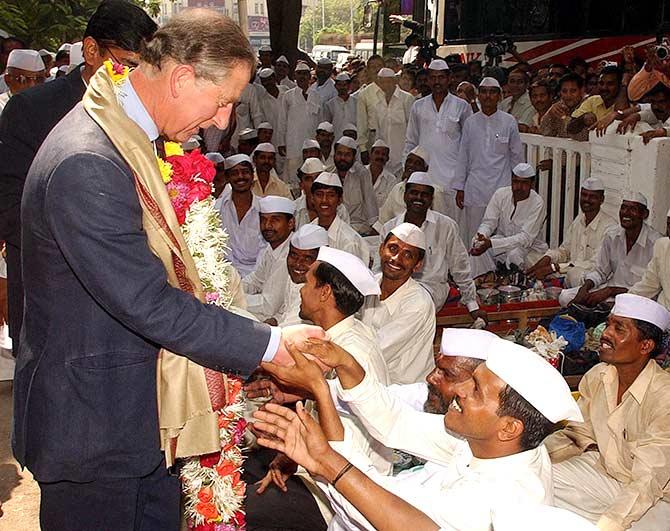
1, 2, 670, 530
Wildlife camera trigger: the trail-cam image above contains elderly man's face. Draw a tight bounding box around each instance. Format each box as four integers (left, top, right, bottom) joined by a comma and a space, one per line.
600, 315, 655, 366
376, 76, 396, 95
425, 355, 482, 414
164, 63, 250, 142
5, 67, 45, 94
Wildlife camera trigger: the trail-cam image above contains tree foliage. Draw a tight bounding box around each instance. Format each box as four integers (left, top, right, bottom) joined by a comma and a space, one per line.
299, 0, 367, 50
0, 0, 162, 50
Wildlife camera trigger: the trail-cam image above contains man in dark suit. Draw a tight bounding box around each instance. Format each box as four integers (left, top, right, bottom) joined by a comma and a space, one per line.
0, 0, 156, 353
14, 8, 325, 531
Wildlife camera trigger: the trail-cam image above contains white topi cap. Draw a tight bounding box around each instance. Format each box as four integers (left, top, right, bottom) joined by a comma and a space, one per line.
408, 145, 430, 165
440, 328, 499, 359
611, 293, 670, 331
389, 222, 427, 251
621, 191, 648, 207
377, 67, 395, 78
259, 45, 272, 52
7, 49, 45, 72
205, 152, 225, 164
317, 57, 333, 66
224, 154, 253, 170
238, 128, 258, 141
181, 136, 201, 151
295, 62, 311, 72
300, 157, 325, 174
317, 121, 334, 133
336, 136, 358, 152
371, 139, 390, 150
291, 224, 329, 250
276, 55, 289, 64
257, 121, 273, 130
486, 339, 584, 423
58, 43, 72, 52
479, 76, 501, 89
259, 67, 275, 79
313, 172, 343, 189
259, 195, 296, 215
581, 177, 605, 191
428, 59, 449, 71
406, 171, 436, 189
316, 246, 380, 296
68, 42, 83, 67
253, 142, 276, 154
342, 123, 358, 133
512, 162, 536, 179
335, 72, 351, 81
302, 138, 320, 150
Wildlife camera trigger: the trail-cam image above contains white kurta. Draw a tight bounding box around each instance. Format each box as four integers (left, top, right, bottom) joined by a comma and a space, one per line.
242, 236, 291, 314
216, 190, 265, 277
235, 83, 264, 132
544, 210, 618, 287
371, 87, 415, 175
275, 277, 306, 326
453, 110, 524, 244
404, 93, 472, 219
279, 76, 297, 90
309, 78, 338, 105
340, 165, 379, 234
356, 82, 385, 152
383, 210, 478, 311
277, 86, 320, 159
629, 237, 670, 311
293, 193, 350, 227
257, 84, 288, 133
361, 275, 436, 385
378, 180, 449, 225
499, 92, 536, 126
471, 187, 548, 277
367, 165, 399, 211
312, 216, 370, 266
321, 94, 357, 141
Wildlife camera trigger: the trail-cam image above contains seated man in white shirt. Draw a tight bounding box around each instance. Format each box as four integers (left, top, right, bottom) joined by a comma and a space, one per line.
366, 139, 399, 210
243, 196, 295, 318
251, 142, 292, 198
383, 172, 484, 319
560, 193, 662, 308
527, 177, 617, 287
469, 163, 548, 279
294, 157, 350, 228
333, 136, 379, 235
361, 223, 435, 385
315, 121, 336, 169
310, 172, 370, 265
216, 154, 265, 276
255, 330, 583, 531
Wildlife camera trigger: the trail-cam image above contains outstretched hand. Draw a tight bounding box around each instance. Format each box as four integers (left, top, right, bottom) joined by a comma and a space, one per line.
273, 324, 328, 366
261, 341, 329, 396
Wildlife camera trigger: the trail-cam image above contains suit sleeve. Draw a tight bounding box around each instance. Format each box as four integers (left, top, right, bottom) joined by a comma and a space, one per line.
44, 152, 271, 374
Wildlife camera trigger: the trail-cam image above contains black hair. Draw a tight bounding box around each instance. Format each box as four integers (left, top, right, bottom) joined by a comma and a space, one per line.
55, 50, 70, 62
549, 63, 567, 72
496, 385, 558, 451
558, 72, 585, 90
405, 182, 434, 196
85, 0, 157, 52
600, 65, 623, 86
450, 63, 468, 74
259, 212, 293, 222
529, 79, 551, 94
382, 232, 426, 261
2, 37, 27, 52
569, 56, 588, 70
313, 262, 364, 316
647, 82, 670, 99
367, 54, 383, 65
634, 319, 664, 358
311, 181, 343, 197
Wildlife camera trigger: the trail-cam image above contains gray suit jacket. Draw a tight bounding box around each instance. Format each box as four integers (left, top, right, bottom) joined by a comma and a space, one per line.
14, 103, 272, 483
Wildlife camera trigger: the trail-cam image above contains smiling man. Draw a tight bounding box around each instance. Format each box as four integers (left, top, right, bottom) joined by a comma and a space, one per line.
546, 294, 670, 530
251, 142, 291, 198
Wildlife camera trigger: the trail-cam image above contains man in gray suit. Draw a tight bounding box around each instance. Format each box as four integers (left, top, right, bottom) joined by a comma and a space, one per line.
15, 9, 323, 531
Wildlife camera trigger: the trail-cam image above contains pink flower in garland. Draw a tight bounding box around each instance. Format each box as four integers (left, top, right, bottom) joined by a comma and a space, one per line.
166, 180, 191, 225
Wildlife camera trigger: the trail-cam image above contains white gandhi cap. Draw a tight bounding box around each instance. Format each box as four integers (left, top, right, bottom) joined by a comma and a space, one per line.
317, 121, 334, 133
408, 145, 430, 165
407, 171, 436, 189
300, 158, 325, 174
371, 139, 390, 150
257, 122, 273, 130
389, 222, 426, 251
317, 247, 380, 296
276, 55, 289, 64
336, 136, 358, 151
343, 123, 358, 133
313, 172, 342, 189
259, 195, 296, 215
238, 128, 258, 141
512, 162, 536, 179
68, 42, 83, 67
486, 339, 584, 423
622, 190, 647, 207
224, 154, 252, 170
335, 72, 351, 81
295, 62, 311, 72
428, 59, 449, 71
611, 293, 670, 331
440, 328, 499, 360
253, 142, 276, 154
205, 152, 224, 164
258, 68, 275, 79
291, 224, 329, 250
479, 76, 501, 89
259, 45, 272, 52
377, 67, 395, 78
317, 57, 333, 66
302, 138, 320, 150
7, 49, 45, 72
581, 177, 604, 191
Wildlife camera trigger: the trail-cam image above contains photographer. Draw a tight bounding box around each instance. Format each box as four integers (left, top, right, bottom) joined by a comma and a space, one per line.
628, 23, 670, 102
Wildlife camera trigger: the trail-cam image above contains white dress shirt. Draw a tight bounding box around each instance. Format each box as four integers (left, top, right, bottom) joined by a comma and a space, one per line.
294, 193, 350, 227
367, 165, 399, 211
339, 165, 379, 234
453, 110, 524, 208
371, 87, 416, 174
499, 91, 536, 126
629, 237, 670, 311
312, 216, 370, 266
309, 78, 338, 104
404, 93, 473, 192
277, 86, 320, 158
215, 189, 265, 277
321, 94, 357, 141
243, 236, 291, 296
361, 275, 436, 384
257, 84, 288, 133
251, 168, 292, 198
383, 210, 478, 311
275, 277, 306, 326
584, 224, 662, 289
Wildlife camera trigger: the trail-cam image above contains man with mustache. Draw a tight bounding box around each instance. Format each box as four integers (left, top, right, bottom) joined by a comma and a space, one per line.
251, 142, 291, 198
560, 193, 661, 308
256, 330, 582, 531
546, 294, 670, 530
293, 157, 350, 227
243, 196, 295, 319
315, 121, 336, 169
366, 139, 398, 210
360, 223, 434, 385
528, 177, 617, 288
382, 172, 484, 319
321, 73, 356, 142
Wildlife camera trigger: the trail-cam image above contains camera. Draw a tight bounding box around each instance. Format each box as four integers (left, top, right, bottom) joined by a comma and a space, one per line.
484, 35, 514, 65
656, 44, 670, 61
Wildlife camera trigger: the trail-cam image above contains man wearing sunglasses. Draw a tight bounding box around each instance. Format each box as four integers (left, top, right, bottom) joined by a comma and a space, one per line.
0, 0, 156, 354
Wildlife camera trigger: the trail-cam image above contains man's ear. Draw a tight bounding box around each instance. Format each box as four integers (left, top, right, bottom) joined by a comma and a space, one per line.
82, 36, 102, 67
497, 415, 524, 444
169, 63, 197, 100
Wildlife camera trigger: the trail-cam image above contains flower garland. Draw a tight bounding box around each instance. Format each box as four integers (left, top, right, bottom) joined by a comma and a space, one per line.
104, 60, 247, 530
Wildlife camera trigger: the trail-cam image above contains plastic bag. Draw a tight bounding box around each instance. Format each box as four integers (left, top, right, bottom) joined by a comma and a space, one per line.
549, 314, 585, 352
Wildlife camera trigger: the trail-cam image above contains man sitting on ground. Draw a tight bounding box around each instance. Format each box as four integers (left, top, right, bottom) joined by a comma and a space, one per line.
294, 157, 350, 227
251, 142, 292, 198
